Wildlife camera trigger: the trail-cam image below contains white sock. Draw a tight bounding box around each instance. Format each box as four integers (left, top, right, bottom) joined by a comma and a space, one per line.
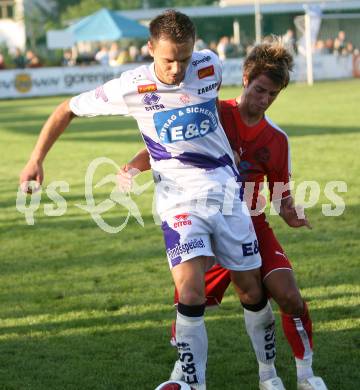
296, 356, 314, 382
176, 311, 207, 385
258, 361, 277, 383
243, 301, 277, 382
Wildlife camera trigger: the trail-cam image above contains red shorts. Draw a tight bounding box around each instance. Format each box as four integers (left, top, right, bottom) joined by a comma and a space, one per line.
252, 214, 292, 280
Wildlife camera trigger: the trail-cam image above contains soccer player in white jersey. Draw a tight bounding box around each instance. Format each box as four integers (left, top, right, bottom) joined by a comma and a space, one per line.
119, 38, 328, 390
19, 10, 277, 389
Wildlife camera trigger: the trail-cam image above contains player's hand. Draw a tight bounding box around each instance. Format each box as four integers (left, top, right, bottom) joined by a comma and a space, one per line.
232, 149, 241, 166
19, 159, 44, 193
116, 164, 140, 193
280, 198, 312, 229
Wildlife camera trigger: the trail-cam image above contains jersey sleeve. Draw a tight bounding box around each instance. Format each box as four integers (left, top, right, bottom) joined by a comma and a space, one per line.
219, 101, 240, 150
267, 134, 292, 202
69, 76, 129, 117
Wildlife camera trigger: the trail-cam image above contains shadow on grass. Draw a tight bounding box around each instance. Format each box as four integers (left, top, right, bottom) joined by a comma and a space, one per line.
0, 302, 358, 339
2, 186, 155, 223
1, 204, 157, 232
0, 306, 358, 389
2, 203, 359, 279
2, 115, 143, 142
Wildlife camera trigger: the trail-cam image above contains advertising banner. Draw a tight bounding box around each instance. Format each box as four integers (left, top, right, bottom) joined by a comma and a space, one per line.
0, 56, 355, 100
0, 64, 134, 99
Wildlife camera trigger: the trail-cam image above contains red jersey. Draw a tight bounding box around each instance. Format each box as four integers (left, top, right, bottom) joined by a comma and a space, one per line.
220, 99, 291, 212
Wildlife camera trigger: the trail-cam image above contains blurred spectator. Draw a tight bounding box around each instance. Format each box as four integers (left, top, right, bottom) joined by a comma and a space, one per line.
334, 30, 346, 55
26, 50, 42, 68
217, 36, 230, 60
140, 44, 152, 62
29, 56, 42, 68
324, 38, 334, 54
62, 50, 75, 66
314, 40, 327, 55
95, 45, 109, 66
194, 38, 207, 51
129, 45, 140, 62
76, 52, 95, 66
209, 41, 218, 54
0, 53, 5, 69
282, 29, 296, 55
116, 49, 131, 65
227, 37, 243, 58
109, 43, 119, 66
25, 50, 34, 66
13, 48, 26, 68
344, 42, 354, 56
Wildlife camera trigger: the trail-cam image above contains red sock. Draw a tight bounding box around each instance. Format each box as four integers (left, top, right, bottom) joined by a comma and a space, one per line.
281, 301, 313, 359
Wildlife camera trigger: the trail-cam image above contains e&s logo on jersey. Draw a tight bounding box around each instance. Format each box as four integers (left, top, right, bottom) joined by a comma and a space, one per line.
153, 99, 218, 144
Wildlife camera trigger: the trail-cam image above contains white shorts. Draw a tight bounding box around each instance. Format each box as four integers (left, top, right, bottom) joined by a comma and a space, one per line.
160, 200, 262, 271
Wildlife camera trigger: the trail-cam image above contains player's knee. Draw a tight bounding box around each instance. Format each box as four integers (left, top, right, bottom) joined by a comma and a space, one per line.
235, 281, 264, 305
231, 271, 263, 305
238, 288, 264, 305
241, 293, 268, 312
178, 287, 205, 306
278, 290, 304, 316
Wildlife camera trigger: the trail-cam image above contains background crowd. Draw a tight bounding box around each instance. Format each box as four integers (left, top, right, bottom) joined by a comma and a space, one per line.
0, 29, 357, 71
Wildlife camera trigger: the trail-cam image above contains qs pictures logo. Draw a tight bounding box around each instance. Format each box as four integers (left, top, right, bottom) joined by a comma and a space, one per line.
15, 73, 32, 93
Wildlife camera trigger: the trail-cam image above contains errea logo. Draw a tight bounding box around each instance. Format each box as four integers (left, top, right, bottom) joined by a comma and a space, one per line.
142, 92, 160, 106
142, 92, 165, 111
173, 213, 192, 228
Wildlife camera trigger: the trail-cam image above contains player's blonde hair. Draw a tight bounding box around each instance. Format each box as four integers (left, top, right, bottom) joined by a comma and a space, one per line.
243, 36, 294, 89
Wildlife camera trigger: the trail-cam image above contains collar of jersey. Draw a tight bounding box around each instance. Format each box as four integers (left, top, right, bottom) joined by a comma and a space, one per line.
149, 62, 189, 89
229, 98, 267, 142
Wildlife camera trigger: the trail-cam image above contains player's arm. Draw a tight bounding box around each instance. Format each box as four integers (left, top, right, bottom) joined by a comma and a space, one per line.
20, 77, 128, 193
19, 99, 76, 192
278, 195, 311, 229
127, 148, 151, 172
268, 133, 311, 229
117, 148, 151, 192
271, 183, 311, 228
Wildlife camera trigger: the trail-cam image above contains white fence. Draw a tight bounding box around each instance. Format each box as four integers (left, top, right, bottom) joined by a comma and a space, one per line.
0, 54, 357, 100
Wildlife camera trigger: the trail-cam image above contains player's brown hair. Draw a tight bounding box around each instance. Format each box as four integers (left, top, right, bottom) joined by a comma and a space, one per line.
149, 9, 196, 44
243, 36, 294, 89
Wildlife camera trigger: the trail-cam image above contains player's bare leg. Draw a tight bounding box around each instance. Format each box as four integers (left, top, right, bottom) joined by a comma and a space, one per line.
264, 270, 328, 390
231, 268, 285, 390
171, 256, 208, 389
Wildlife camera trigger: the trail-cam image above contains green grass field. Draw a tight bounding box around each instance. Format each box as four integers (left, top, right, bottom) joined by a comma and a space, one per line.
0, 80, 359, 389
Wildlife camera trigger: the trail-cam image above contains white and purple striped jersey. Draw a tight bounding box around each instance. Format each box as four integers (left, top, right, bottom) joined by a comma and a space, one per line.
70, 50, 239, 213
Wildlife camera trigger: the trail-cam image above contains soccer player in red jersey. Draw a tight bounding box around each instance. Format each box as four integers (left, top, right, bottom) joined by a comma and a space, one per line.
118, 38, 327, 390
